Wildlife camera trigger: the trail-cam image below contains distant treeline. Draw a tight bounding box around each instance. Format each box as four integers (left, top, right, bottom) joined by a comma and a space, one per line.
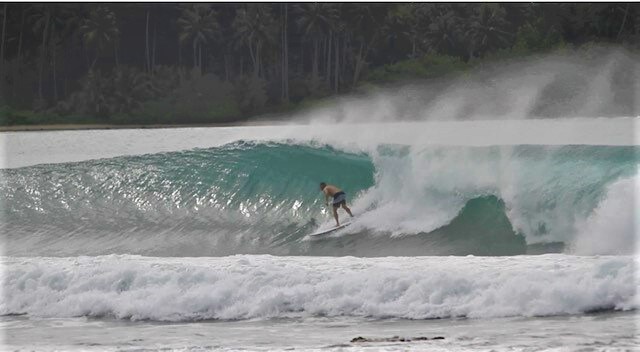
0, 3, 638, 126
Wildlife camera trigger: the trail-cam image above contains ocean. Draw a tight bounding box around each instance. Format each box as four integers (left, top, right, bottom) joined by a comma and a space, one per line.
1, 118, 638, 351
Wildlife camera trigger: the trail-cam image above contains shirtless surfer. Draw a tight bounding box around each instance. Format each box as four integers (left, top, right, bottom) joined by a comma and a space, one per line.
320, 182, 354, 227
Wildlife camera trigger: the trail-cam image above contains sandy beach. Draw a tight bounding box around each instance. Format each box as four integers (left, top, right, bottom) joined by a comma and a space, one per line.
0, 120, 289, 132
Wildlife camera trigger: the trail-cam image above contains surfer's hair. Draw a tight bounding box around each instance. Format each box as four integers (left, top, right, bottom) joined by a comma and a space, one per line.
319, 182, 327, 189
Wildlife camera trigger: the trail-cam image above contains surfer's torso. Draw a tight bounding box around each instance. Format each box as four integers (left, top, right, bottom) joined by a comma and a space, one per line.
322, 185, 342, 197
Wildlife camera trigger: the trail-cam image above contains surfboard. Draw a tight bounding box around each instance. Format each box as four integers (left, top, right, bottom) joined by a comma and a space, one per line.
310, 222, 352, 237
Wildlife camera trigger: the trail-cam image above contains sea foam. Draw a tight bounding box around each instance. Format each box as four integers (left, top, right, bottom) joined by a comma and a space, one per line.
2, 254, 636, 322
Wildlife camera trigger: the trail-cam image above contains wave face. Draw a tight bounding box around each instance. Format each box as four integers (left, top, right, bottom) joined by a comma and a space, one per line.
1, 255, 636, 321
1, 142, 637, 257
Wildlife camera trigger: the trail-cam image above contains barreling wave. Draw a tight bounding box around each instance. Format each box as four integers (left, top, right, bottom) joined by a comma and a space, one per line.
1, 141, 637, 257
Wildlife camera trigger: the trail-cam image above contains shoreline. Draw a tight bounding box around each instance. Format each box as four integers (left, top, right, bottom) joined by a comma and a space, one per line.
0, 120, 292, 132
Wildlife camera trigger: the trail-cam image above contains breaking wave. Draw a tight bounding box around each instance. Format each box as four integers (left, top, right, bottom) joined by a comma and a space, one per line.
1, 141, 637, 256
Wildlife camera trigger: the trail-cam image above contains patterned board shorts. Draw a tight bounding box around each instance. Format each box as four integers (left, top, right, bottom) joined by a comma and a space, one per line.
332, 191, 346, 207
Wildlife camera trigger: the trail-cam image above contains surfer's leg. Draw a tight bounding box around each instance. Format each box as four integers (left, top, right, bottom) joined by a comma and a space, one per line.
332, 206, 340, 226
342, 203, 354, 217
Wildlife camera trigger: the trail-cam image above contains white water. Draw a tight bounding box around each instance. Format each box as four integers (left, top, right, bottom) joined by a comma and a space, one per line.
2, 254, 636, 322
572, 174, 640, 255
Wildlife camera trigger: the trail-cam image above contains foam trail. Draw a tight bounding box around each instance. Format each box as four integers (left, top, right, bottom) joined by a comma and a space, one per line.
1, 255, 636, 322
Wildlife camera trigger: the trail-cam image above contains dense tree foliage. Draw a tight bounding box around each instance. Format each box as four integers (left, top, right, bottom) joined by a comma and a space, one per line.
0, 3, 638, 125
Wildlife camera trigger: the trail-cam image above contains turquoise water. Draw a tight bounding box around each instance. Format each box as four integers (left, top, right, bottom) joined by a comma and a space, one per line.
1, 142, 637, 257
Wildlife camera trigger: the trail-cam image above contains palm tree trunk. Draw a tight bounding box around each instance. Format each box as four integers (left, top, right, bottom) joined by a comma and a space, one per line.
192, 40, 197, 71
281, 4, 288, 102
38, 10, 50, 101
284, 34, 289, 101
411, 37, 416, 58
224, 54, 230, 81
91, 55, 98, 71
17, 7, 25, 62
178, 38, 182, 67
300, 40, 304, 73
617, 4, 630, 40
152, 22, 157, 73
342, 34, 347, 81
322, 37, 326, 78
1, 4, 7, 67
114, 42, 119, 67
51, 27, 58, 102
248, 40, 257, 76
281, 9, 285, 99
334, 35, 339, 93
145, 10, 150, 72
352, 35, 376, 86
52, 48, 58, 102
83, 44, 89, 70
312, 39, 318, 80
255, 43, 261, 77
352, 41, 363, 86
12, 7, 26, 99
326, 32, 332, 86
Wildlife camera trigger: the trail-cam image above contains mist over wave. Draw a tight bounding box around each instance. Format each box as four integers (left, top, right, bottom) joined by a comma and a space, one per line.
300, 47, 640, 124
2, 141, 637, 257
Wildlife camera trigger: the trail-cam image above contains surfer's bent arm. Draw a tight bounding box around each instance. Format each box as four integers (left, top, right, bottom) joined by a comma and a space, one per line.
324, 192, 330, 206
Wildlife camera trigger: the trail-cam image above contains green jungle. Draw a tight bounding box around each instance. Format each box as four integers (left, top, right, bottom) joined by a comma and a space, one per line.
0, 3, 638, 126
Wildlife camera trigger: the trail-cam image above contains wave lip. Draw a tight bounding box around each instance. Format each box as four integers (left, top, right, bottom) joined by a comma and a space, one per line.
2, 254, 636, 322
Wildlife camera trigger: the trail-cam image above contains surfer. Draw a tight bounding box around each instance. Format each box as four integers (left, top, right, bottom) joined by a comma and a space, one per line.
320, 182, 354, 226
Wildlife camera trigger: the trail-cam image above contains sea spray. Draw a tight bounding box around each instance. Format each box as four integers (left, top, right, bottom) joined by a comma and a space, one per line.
301, 47, 640, 124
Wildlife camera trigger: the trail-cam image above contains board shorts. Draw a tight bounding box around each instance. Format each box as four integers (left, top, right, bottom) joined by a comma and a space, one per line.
332, 191, 346, 208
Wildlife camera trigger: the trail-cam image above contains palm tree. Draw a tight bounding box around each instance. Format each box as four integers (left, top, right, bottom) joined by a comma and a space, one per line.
177, 4, 219, 75
232, 5, 277, 78
384, 4, 422, 59
464, 4, 513, 59
46, 5, 80, 102
6, 4, 30, 102
1, 4, 7, 67
80, 6, 119, 70
422, 5, 463, 57
29, 5, 51, 103
280, 3, 289, 102
332, 7, 347, 93
295, 3, 337, 83
26, 4, 79, 104
344, 4, 387, 86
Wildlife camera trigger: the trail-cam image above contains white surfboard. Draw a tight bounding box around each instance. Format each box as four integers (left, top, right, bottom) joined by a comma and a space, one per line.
310, 222, 352, 237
